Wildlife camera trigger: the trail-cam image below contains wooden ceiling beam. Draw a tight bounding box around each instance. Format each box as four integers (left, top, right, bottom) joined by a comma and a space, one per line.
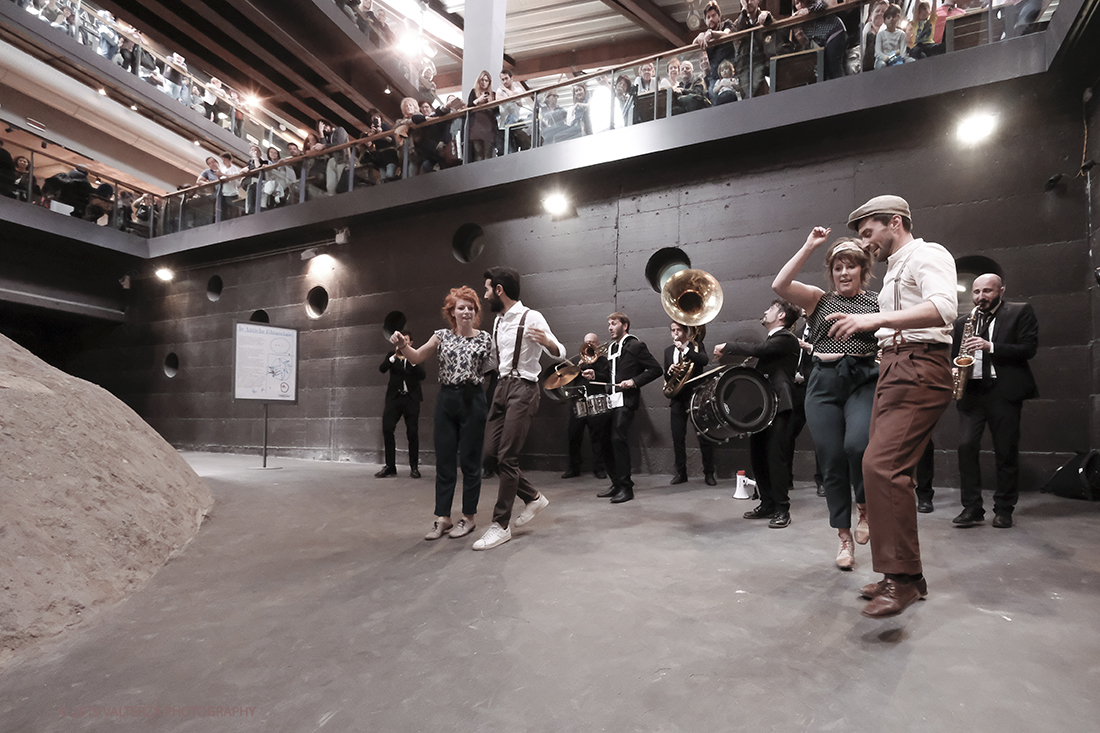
599, 0, 690, 46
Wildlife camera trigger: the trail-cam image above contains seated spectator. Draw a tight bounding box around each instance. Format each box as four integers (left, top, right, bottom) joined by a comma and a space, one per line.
614, 74, 635, 128
731, 0, 773, 98
660, 57, 681, 90
466, 70, 498, 162
357, 108, 399, 182
909, 1, 946, 59
676, 61, 712, 112
633, 62, 658, 94
875, 4, 914, 68
712, 60, 739, 104
862, 0, 889, 72
791, 0, 849, 81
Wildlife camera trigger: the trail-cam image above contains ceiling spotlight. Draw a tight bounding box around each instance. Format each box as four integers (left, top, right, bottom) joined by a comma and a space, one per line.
957, 112, 997, 144
384, 85, 391, 95
193, 140, 201, 146
300, 248, 319, 261
543, 192, 570, 216
155, 267, 175, 282
130, 103, 138, 111
279, 123, 287, 131
98, 88, 107, 96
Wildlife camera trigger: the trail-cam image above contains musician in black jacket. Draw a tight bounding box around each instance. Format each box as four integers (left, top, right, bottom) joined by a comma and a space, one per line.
664, 322, 716, 486
600, 312, 663, 504
563, 333, 612, 479
951, 274, 1039, 529
715, 299, 802, 528
377, 340, 427, 478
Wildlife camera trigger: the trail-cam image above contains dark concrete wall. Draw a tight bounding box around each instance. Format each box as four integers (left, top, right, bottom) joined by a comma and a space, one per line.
68, 73, 1093, 490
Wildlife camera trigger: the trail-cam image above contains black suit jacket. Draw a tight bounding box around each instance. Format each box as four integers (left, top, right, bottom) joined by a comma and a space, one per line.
663, 342, 710, 404
951, 301, 1039, 403
720, 329, 801, 413
379, 351, 427, 402
609, 335, 662, 410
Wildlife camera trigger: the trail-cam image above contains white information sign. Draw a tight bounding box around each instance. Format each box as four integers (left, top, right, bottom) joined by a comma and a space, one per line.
233, 322, 299, 402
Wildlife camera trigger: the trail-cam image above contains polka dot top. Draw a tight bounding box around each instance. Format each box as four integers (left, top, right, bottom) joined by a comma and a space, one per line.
807, 291, 880, 355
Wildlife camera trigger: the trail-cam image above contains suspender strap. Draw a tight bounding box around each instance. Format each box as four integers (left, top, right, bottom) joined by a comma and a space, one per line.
511, 310, 528, 376
890, 249, 919, 347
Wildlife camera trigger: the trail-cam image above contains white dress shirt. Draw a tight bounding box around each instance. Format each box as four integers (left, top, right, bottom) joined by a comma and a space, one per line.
876, 237, 958, 347
491, 301, 565, 382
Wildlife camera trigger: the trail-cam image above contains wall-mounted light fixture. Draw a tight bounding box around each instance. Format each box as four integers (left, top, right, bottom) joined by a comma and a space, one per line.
956, 111, 997, 144
155, 267, 175, 282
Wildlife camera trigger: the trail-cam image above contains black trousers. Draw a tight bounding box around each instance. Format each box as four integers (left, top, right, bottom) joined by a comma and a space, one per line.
434, 385, 487, 517
916, 440, 935, 504
957, 382, 1024, 515
567, 409, 611, 473
382, 394, 420, 469
749, 410, 795, 511
609, 407, 637, 491
669, 398, 714, 476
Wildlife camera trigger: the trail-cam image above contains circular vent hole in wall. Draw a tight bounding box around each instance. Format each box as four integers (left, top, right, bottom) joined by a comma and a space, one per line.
306, 285, 329, 318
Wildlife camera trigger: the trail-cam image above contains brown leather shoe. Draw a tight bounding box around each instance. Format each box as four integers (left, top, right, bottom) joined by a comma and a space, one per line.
860, 576, 928, 600
861, 578, 924, 618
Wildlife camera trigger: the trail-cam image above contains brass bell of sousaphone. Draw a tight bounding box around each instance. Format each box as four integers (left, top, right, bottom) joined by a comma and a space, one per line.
644, 248, 723, 328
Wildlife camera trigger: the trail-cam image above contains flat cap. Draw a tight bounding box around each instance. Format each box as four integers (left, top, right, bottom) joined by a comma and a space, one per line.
847, 195, 911, 230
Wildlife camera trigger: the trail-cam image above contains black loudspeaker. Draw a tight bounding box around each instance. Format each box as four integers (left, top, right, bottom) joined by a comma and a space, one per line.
1041, 451, 1100, 500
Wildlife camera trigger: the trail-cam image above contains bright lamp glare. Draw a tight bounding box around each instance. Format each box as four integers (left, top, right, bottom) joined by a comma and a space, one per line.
543, 193, 569, 216
155, 267, 175, 282
957, 113, 997, 143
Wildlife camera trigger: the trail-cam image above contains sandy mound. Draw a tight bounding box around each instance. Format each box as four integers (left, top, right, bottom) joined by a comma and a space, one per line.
0, 334, 213, 666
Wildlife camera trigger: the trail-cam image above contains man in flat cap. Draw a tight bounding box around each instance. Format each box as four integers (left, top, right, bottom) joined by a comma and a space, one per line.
827, 195, 957, 618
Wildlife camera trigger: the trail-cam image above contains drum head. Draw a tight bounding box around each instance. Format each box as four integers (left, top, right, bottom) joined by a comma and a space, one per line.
718, 367, 777, 434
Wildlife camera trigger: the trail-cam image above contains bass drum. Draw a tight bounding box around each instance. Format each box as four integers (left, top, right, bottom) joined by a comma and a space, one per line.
688, 366, 778, 444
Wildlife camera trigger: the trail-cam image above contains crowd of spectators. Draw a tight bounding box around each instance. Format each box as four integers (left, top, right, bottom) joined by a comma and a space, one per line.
0, 139, 152, 232
13, 0, 291, 140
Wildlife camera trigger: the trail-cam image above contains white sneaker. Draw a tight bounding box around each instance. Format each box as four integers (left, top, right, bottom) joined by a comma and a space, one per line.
513, 493, 549, 528
472, 522, 512, 551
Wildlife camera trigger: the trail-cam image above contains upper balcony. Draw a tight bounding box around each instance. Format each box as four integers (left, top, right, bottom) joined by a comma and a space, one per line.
1, 0, 1091, 268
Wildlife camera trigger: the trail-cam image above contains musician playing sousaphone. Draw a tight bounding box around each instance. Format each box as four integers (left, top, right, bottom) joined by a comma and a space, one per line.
772, 228, 880, 569
561, 333, 613, 480
665, 322, 716, 486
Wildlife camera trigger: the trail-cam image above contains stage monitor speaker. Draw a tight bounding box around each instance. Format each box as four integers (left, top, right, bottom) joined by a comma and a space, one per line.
1041, 450, 1100, 501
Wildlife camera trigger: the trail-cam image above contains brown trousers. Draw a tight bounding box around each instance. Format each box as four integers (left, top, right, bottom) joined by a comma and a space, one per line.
863, 344, 952, 575
483, 377, 541, 528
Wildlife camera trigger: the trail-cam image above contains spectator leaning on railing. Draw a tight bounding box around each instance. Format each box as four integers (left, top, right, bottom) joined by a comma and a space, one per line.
791, 0, 849, 81
731, 0, 773, 98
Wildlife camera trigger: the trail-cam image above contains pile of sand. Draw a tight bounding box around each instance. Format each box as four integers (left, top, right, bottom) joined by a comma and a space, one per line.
0, 334, 213, 666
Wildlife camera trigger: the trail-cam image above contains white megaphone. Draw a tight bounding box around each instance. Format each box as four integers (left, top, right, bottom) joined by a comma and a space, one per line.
733, 470, 756, 500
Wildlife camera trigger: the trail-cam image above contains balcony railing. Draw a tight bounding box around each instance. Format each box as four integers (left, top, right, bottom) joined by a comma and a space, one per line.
4, 0, 1056, 238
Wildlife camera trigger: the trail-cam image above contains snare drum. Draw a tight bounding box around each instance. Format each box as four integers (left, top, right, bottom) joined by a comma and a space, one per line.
585, 393, 614, 416
688, 366, 778, 444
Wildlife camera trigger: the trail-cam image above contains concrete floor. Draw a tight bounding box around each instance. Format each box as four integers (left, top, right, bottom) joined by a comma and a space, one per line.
3, 452, 1100, 733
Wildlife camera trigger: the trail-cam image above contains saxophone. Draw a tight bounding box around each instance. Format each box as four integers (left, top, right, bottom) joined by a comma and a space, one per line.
952, 307, 979, 400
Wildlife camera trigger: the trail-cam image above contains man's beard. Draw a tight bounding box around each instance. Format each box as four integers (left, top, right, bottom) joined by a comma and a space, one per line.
977, 294, 1002, 313
488, 293, 504, 312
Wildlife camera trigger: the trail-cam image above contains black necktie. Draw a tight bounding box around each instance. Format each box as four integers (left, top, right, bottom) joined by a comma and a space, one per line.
979, 315, 993, 381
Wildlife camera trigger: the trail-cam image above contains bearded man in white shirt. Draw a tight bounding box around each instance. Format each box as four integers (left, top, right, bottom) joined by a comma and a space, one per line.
473, 266, 565, 550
